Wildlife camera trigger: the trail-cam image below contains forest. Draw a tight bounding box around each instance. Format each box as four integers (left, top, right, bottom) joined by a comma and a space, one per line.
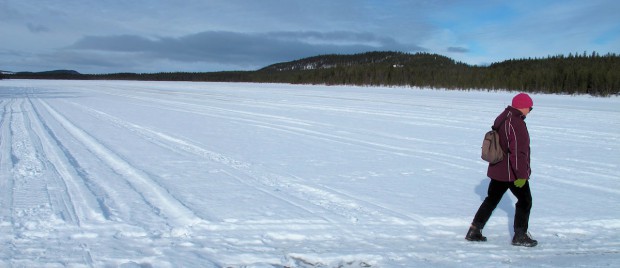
3, 51, 619, 96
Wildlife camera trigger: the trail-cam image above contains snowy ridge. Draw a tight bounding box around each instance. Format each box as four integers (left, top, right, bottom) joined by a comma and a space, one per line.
0, 80, 618, 267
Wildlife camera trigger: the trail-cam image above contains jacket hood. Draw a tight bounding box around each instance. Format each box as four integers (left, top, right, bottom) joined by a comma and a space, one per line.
493, 106, 524, 129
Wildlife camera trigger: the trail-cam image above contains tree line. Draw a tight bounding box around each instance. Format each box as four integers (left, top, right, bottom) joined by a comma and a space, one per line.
3, 51, 619, 96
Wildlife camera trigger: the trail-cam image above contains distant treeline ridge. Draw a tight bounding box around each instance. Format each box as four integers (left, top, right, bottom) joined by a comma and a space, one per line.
3, 51, 619, 96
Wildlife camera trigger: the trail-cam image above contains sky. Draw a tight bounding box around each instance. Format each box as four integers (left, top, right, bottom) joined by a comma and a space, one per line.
1, 0, 619, 74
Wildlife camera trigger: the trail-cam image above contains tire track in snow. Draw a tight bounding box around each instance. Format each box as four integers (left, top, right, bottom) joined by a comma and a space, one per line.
0, 100, 18, 263
221, 108, 473, 170
64, 100, 423, 226
62, 86, 456, 258
63, 101, 355, 223
92, 89, 478, 171
8, 98, 58, 233
163, 99, 475, 173
60, 97, 401, 263
2, 99, 70, 263
537, 173, 620, 195
27, 98, 109, 223
0, 96, 96, 264
20, 98, 80, 225
38, 100, 203, 229
0, 100, 16, 233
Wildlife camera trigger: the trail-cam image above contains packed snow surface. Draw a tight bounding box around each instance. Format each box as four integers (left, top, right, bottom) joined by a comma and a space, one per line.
0, 80, 618, 267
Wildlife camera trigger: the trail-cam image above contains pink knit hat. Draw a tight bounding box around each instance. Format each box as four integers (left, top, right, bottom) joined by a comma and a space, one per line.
512, 93, 533, 109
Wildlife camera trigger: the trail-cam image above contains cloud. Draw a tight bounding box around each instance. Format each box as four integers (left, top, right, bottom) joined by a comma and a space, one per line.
65, 31, 425, 71
2, 0, 619, 74
447, 47, 469, 53
27, 23, 51, 33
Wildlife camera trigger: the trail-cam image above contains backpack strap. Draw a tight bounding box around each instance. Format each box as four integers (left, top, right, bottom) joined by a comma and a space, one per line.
493, 115, 511, 155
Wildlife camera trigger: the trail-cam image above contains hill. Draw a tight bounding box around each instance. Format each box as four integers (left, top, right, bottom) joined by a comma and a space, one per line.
254, 51, 619, 95
259, 51, 462, 71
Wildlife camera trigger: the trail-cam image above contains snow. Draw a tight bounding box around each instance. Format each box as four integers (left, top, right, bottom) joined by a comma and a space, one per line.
0, 79, 618, 267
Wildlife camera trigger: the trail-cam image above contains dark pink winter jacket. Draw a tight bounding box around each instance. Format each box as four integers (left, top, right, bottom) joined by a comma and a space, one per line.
487, 106, 531, 182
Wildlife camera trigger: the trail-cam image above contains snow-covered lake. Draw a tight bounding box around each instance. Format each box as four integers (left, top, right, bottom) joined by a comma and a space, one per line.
0, 80, 618, 267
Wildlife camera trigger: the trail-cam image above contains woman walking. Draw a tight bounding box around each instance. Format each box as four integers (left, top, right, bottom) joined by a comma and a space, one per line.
466, 93, 538, 247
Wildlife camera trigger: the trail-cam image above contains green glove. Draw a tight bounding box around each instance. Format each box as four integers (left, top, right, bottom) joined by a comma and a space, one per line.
514, 178, 527, 188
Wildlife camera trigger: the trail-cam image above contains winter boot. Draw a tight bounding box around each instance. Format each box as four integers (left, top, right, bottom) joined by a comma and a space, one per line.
512, 231, 538, 247
465, 226, 487, 242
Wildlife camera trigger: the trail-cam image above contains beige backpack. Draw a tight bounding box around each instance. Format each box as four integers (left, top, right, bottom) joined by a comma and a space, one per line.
481, 117, 508, 164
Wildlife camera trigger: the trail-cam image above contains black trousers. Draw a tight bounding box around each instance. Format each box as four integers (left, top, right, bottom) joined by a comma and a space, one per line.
472, 179, 532, 233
